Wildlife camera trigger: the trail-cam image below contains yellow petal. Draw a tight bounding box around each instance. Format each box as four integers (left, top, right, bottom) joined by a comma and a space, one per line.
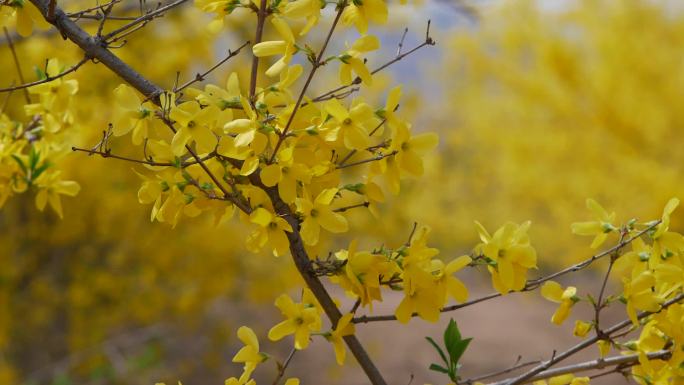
317, 209, 348, 233
261, 164, 282, 187
253, 41, 287, 57
541, 281, 564, 302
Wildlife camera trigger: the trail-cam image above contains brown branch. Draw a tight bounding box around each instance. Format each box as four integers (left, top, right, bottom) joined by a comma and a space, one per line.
499, 292, 684, 385
0, 56, 89, 93
71, 146, 215, 167
29, 0, 164, 101
268, 188, 388, 385
519, 350, 671, 385
174, 40, 251, 93
249, 0, 268, 101
47, 0, 56, 20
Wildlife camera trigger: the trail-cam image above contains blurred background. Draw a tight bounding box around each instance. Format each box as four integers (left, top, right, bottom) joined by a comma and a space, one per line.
2, 0, 684, 384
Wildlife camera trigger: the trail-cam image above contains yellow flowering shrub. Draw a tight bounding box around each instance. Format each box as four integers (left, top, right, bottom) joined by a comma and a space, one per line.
1, 0, 684, 385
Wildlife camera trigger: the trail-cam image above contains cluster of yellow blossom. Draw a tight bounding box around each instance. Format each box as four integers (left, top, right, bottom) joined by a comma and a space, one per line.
115, 2, 438, 248
330, 226, 471, 324
0, 58, 80, 218
538, 198, 684, 385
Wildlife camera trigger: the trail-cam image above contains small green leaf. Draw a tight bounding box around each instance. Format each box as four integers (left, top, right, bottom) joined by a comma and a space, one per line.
11, 154, 27, 175
33, 162, 51, 180
448, 338, 471, 364
429, 363, 449, 374
425, 336, 448, 365
34, 66, 47, 80
444, 319, 461, 351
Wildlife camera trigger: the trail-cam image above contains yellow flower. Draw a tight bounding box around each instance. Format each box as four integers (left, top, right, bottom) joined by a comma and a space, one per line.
217, 133, 267, 176
26, 58, 79, 118
34, 171, 80, 219
573, 320, 592, 338
325, 313, 355, 365
169, 101, 219, 155
295, 188, 348, 245
541, 281, 578, 325
252, 17, 297, 77
283, 0, 320, 35
434, 255, 471, 304
339, 35, 380, 86
622, 270, 661, 325
341, 0, 387, 34
475, 221, 537, 294
389, 121, 439, 177
333, 239, 393, 309
571, 198, 617, 249
260, 146, 311, 204
112, 84, 154, 145
135, 170, 167, 221
189, 71, 241, 113
246, 207, 294, 257
324, 99, 376, 150
395, 226, 443, 323
383, 85, 402, 130
597, 339, 610, 358
232, 326, 268, 382
268, 289, 322, 350
651, 198, 684, 264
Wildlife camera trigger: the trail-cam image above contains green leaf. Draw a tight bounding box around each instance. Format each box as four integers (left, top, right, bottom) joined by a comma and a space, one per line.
28, 146, 40, 172
443, 319, 471, 368
425, 336, 448, 365
34, 66, 47, 80
11, 154, 27, 175
429, 363, 449, 374
32, 161, 51, 180
448, 338, 471, 364
444, 319, 461, 350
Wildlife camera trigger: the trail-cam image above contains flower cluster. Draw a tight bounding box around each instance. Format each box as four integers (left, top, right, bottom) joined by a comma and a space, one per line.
0, 58, 80, 218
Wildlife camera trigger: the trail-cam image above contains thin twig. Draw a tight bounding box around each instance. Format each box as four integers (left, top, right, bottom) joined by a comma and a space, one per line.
249, 0, 268, 101
464, 359, 540, 384
336, 151, 397, 170
333, 202, 369, 213
312, 20, 435, 104
0, 56, 89, 93
174, 41, 251, 93
517, 350, 671, 385
102, 0, 189, 42
337, 118, 387, 167
3, 27, 31, 103
71, 146, 215, 167
271, 348, 297, 385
